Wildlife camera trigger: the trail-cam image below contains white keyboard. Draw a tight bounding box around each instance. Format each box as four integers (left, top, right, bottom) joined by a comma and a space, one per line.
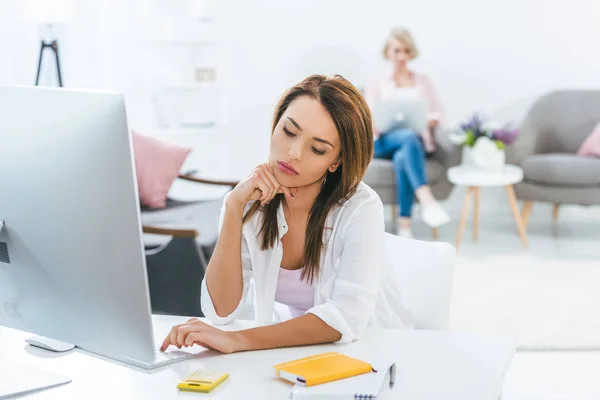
124, 349, 194, 370
154, 349, 193, 362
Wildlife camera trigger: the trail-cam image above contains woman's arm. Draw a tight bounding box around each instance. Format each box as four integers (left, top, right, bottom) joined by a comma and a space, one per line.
204, 198, 246, 317
418, 73, 446, 126
306, 195, 384, 343
237, 314, 341, 350
161, 314, 340, 354
202, 164, 296, 322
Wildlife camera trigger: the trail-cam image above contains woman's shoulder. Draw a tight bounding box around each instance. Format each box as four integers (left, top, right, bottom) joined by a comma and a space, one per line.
339, 182, 384, 216
326, 182, 384, 242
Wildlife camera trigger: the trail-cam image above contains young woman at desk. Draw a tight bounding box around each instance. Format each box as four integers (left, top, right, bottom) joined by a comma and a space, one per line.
365, 27, 451, 238
161, 75, 412, 354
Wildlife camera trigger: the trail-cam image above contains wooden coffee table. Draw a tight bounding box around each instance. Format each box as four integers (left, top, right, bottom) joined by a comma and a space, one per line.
447, 165, 528, 248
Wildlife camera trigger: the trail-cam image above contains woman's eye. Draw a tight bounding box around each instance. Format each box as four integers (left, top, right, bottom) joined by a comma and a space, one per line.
312, 147, 325, 156
283, 128, 296, 137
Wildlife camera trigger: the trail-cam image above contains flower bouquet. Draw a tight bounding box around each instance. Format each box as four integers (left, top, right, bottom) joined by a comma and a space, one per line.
450, 114, 520, 171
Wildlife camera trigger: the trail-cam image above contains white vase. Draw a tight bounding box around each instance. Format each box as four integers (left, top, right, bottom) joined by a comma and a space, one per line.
471, 137, 505, 172
461, 146, 476, 167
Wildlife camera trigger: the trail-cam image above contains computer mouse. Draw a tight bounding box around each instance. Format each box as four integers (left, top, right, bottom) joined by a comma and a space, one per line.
25, 336, 75, 352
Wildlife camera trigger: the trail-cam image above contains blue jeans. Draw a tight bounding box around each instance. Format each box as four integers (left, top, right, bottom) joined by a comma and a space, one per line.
374, 128, 428, 218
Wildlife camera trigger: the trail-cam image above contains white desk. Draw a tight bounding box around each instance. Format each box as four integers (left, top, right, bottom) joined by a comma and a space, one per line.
1, 316, 517, 400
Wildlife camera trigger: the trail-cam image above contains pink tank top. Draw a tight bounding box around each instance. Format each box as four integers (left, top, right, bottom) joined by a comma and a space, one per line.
274, 267, 314, 319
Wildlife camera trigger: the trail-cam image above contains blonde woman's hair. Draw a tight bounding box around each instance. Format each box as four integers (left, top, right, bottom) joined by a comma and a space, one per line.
382, 27, 420, 60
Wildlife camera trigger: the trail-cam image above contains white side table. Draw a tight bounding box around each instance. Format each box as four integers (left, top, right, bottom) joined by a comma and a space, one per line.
447, 165, 528, 248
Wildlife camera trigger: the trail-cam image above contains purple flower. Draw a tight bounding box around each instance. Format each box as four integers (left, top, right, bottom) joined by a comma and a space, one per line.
492, 127, 520, 145
460, 114, 482, 131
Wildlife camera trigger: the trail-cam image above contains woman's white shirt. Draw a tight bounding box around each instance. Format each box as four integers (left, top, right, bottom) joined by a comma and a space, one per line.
200, 182, 413, 343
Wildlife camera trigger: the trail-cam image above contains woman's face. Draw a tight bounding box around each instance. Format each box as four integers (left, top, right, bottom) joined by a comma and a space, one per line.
386, 38, 412, 67
269, 95, 341, 188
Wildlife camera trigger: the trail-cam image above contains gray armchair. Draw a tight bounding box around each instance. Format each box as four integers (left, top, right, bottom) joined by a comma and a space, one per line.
508, 90, 600, 224
363, 128, 461, 236
141, 174, 238, 317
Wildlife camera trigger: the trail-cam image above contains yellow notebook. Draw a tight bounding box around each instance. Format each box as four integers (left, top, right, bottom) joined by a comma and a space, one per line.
273, 352, 373, 387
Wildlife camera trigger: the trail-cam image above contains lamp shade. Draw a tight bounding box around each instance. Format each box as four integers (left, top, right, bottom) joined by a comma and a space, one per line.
25, 0, 74, 24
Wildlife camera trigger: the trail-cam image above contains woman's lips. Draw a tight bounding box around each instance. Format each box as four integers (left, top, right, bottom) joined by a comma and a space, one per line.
277, 161, 299, 175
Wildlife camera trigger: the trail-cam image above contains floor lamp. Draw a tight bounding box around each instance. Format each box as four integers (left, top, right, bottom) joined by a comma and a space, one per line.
25, 0, 74, 87
35, 40, 63, 87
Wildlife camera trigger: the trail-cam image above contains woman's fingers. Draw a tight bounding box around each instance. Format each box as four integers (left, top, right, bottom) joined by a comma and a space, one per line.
176, 325, 199, 347
249, 188, 262, 202
161, 320, 211, 351
255, 169, 276, 204
184, 331, 210, 347
252, 174, 272, 205
260, 166, 281, 202
162, 324, 184, 351
277, 186, 295, 200
248, 163, 299, 204
263, 164, 298, 201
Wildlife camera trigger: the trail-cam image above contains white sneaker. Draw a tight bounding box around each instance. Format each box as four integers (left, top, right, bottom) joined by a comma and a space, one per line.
421, 203, 451, 228
396, 228, 414, 239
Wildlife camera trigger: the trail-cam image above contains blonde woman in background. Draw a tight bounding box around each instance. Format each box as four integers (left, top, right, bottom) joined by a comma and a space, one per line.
364, 27, 450, 238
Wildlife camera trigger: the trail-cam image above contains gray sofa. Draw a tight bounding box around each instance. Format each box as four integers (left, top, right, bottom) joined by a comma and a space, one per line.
363, 129, 461, 229
508, 90, 600, 223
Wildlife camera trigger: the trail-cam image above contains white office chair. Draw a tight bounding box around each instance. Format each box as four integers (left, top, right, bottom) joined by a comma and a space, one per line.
383, 233, 456, 330
236, 234, 456, 330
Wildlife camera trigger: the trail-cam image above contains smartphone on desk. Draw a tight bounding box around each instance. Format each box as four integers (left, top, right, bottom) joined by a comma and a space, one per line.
177, 370, 229, 393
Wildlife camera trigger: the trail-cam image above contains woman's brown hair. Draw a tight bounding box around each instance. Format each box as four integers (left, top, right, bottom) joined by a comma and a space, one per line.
243, 74, 374, 283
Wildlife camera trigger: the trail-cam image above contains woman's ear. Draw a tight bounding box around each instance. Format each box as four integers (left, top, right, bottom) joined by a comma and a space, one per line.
328, 159, 342, 173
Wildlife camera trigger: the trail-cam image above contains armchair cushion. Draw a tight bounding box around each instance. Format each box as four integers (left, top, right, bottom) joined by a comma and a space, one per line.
133, 132, 191, 209
521, 153, 600, 187
578, 122, 600, 158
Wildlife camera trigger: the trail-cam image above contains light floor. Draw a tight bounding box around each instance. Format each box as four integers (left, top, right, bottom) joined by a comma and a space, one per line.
172, 180, 600, 397
399, 186, 600, 398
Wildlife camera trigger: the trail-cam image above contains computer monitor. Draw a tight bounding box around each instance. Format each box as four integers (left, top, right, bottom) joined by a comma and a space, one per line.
0, 86, 192, 369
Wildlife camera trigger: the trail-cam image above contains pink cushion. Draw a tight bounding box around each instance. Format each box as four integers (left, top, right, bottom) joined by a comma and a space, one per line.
578, 123, 600, 158
132, 131, 191, 209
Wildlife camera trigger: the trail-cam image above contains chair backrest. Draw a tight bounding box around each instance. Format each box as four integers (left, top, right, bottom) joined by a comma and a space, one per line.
524, 90, 600, 154
383, 233, 456, 330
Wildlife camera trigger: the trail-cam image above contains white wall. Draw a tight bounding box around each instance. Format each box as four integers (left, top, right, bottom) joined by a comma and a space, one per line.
2, 0, 600, 174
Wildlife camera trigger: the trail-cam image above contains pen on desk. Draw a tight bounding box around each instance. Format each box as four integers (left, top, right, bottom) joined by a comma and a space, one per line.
389, 363, 396, 388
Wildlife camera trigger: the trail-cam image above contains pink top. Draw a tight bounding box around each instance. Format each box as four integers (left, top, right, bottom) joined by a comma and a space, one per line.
364, 71, 446, 153
274, 267, 314, 319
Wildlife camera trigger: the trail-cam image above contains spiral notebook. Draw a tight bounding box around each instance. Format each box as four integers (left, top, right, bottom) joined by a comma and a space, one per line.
289, 362, 396, 400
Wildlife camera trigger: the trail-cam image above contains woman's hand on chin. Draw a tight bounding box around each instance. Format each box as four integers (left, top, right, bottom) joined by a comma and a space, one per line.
227, 164, 298, 207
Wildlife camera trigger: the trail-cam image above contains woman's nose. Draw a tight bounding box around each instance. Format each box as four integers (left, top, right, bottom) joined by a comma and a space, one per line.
288, 144, 301, 160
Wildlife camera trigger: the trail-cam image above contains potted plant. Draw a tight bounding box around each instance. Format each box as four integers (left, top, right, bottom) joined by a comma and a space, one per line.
450, 114, 520, 172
